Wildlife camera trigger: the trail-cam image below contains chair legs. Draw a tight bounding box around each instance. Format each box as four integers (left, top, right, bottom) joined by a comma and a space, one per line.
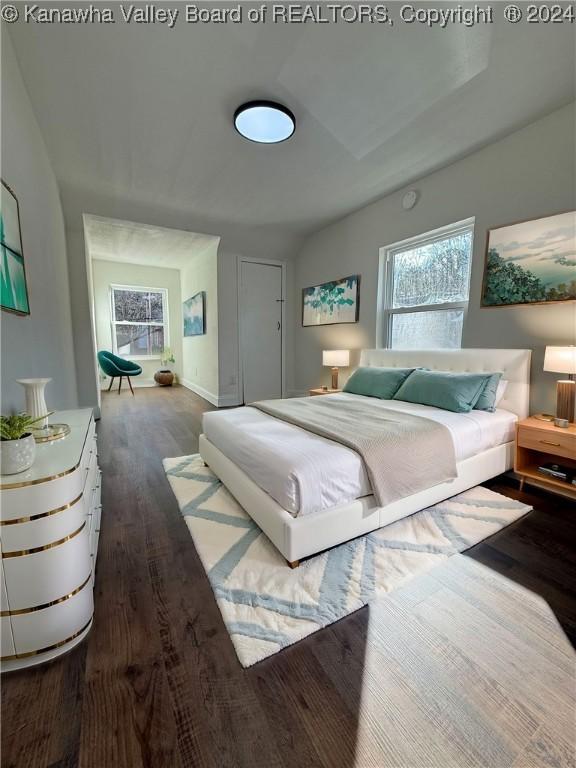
110, 375, 136, 395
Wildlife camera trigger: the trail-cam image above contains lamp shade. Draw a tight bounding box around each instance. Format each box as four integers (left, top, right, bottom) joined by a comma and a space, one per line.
322, 350, 350, 368
543, 346, 576, 375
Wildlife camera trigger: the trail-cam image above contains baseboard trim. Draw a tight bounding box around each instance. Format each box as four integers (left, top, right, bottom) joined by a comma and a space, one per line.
181, 379, 218, 405
180, 380, 242, 407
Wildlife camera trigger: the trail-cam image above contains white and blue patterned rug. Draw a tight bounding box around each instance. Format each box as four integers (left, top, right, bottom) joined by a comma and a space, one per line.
164, 455, 531, 667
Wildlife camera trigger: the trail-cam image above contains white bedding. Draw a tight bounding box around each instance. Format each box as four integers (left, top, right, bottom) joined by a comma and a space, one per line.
202, 393, 517, 517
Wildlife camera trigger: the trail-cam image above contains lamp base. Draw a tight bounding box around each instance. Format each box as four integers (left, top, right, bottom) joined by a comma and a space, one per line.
556, 379, 575, 423
331, 367, 339, 390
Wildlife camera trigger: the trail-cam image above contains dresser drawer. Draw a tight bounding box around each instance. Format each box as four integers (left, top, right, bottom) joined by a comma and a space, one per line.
517, 427, 575, 460
0, 562, 10, 612
84, 451, 99, 496
86, 476, 101, 526
1, 617, 15, 658
79, 420, 96, 471
90, 529, 100, 580
0, 493, 86, 552
2, 523, 91, 609
9, 584, 93, 656
0, 469, 85, 522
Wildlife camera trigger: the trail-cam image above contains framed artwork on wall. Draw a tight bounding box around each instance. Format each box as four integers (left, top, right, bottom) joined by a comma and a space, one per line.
481, 210, 576, 307
183, 291, 205, 336
302, 274, 360, 326
1, 180, 30, 316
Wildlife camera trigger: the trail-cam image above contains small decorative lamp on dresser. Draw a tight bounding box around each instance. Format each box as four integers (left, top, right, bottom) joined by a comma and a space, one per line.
0, 409, 101, 671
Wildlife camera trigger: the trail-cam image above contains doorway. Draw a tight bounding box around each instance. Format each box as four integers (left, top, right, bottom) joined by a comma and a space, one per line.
239, 259, 284, 403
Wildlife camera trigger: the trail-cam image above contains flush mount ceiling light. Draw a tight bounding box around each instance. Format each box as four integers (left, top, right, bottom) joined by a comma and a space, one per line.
234, 101, 295, 144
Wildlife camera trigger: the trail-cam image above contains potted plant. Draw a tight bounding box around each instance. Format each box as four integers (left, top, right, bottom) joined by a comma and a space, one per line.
154, 348, 176, 386
0, 412, 52, 475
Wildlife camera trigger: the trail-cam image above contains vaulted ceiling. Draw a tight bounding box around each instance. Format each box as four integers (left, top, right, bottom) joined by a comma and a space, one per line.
7, 10, 575, 257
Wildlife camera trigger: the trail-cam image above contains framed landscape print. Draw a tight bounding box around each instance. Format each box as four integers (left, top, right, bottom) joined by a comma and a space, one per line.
481, 210, 576, 307
183, 291, 205, 336
302, 274, 360, 326
1, 180, 30, 315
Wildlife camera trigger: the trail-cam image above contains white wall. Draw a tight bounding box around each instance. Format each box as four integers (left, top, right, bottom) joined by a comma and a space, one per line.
67, 228, 100, 408
217, 250, 240, 405
293, 103, 576, 415
181, 245, 219, 403
91, 259, 182, 385
1, 33, 78, 413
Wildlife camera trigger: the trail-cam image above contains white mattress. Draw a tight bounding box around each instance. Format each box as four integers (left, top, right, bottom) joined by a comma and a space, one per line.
202, 393, 517, 517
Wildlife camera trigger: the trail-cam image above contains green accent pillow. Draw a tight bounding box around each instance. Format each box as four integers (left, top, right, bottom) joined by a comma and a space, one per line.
393, 369, 492, 413
474, 372, 503, 412
343, 367, 415, 399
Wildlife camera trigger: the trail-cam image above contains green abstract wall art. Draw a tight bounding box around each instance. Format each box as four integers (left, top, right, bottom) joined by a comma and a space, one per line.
1, 180, 30, 316
183, 291, 205, 336
481, 210, 575, 307
302, 275, 360, 326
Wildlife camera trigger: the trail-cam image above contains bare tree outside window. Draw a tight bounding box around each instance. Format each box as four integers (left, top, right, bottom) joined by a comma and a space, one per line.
380, 220, 474, 350
110, 286, 168, 357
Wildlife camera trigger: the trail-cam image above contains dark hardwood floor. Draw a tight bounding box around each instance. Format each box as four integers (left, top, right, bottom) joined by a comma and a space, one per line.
1, 386, 575, 768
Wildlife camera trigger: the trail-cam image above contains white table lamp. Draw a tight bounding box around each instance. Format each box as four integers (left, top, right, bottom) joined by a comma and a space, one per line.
322, 349, 350, 390
543, 346, 576, 422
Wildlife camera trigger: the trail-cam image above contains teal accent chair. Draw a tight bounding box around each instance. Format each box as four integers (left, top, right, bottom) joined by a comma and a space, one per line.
97, 351, 143, 395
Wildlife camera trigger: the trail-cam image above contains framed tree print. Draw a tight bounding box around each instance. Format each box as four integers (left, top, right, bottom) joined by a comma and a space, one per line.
1, 180, 30, 315
302, 275, 360, 326
481, 210, 575, 307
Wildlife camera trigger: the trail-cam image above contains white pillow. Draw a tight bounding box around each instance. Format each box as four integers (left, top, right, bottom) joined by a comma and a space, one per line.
495, 379, 508, 406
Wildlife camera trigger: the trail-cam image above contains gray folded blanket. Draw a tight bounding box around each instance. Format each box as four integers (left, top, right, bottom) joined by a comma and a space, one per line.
251, 395, 457, 507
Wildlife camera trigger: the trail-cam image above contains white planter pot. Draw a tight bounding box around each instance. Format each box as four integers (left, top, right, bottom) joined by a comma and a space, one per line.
0, 434, 36, 475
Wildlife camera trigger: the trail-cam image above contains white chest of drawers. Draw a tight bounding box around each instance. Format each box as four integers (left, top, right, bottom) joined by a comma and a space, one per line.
0, 409, 101, 671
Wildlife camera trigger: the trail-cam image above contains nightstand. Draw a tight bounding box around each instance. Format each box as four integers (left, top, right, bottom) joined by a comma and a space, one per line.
515, 417, 576, 500
309, 388, 342, 396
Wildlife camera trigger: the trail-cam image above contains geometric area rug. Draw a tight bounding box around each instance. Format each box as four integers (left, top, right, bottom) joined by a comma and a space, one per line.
163, 455, 531, 668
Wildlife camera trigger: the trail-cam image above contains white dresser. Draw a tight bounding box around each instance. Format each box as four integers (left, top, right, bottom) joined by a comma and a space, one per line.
0, 409, 101, 671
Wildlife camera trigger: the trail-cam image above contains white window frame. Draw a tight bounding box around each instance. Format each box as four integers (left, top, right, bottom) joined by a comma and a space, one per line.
109, 284, 169, 360
377, 217, 475, 349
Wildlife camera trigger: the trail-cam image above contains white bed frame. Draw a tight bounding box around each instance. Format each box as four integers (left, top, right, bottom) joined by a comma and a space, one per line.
199, 349, 532, 565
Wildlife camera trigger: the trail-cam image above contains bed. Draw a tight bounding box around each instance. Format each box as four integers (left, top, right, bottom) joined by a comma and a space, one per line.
199, 349, 532, 565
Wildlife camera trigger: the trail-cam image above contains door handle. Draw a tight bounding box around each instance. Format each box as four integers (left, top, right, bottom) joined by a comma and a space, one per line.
277, 321, 281, 331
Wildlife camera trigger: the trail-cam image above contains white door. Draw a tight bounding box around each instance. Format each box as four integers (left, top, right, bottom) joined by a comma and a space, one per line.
240, 261, 283, 403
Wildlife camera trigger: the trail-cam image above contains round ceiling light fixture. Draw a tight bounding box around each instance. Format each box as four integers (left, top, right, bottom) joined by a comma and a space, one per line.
234, 101, 295, 144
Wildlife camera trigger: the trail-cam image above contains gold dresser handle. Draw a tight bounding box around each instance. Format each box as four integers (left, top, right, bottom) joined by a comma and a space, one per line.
539, 440, 561, 447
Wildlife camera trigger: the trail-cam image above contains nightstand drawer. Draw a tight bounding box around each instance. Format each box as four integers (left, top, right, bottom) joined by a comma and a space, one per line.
517, 427, 575, 460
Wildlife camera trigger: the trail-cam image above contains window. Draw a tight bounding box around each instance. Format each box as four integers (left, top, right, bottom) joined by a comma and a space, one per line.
378, 219, 474, 350
110, 285, 169, 358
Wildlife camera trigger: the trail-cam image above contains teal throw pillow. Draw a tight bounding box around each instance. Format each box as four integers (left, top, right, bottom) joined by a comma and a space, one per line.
343, 367, 415, 400
473, 372, 503, 412
393, 369, 492, 413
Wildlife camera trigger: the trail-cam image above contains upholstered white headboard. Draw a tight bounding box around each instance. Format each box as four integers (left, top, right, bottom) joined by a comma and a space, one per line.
359, 349, 532, 420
